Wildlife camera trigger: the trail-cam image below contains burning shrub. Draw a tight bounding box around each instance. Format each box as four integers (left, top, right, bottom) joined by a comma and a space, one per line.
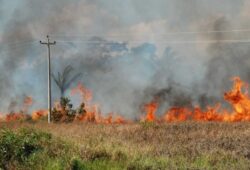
51, 97, 86, 122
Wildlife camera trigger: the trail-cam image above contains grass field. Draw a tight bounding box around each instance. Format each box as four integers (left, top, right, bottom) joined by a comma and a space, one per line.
0, 122, 250, 170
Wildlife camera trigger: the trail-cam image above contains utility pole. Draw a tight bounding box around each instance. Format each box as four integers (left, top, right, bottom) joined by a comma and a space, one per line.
40, 35, 56, 123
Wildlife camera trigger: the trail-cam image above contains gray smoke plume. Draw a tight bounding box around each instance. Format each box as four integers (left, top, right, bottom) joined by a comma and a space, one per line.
0, 0, 249, 117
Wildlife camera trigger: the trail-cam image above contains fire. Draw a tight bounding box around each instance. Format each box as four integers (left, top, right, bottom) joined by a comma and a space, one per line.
142, 76, 250, 122
165, 107, 192, 122
224, 77, 250, 121
113, 116, 127, 124
71, 83, 92, 102
71, 83, 128, 124
1, 96, 34, 122
32, 110, 48, 121
5, 112, 28, 122
1, 77, 249, 123
143, 101, 158, 122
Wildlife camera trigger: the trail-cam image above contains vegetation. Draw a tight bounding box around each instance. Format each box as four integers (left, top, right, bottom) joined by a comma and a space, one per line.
0, 128, 72, 169
51, 97, 86, 123
51, 65, 84, 123
0, 122, 249, 169
52, 65, 82, 98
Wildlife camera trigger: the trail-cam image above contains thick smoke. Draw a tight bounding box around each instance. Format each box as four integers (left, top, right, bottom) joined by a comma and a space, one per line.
0, 0, 249, 117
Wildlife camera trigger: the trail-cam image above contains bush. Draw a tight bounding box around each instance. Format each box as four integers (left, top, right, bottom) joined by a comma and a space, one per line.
52, 97, 86, 123
0, 128, 51, 169
71, 158, 87, 170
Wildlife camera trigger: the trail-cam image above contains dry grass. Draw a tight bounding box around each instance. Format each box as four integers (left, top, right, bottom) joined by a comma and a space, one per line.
1, 121, 250, 169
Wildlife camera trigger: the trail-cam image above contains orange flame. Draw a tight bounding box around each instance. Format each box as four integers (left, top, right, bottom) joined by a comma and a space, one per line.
2, 77, 250, 123
3, 96, 33, 122
32, 110, 48, 121
143, 101, 158, 122
223, 77, 250, 121
5, 113, 28, 122
71, 83, 128, 124
165, 107, 192, 122
71, 83, 92, 102
141, 77, 250, 122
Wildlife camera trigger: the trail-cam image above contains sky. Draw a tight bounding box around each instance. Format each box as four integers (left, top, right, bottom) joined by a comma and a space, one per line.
0, 0, 250, 116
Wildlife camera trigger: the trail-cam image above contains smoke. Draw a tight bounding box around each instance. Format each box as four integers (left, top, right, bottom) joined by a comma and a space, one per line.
0, 3, 36, 108
0, 0, 2, 18
0, 0, 249, 117
199, 17, 250, 107
0, 0, 108, 111
53, 41, 156, 117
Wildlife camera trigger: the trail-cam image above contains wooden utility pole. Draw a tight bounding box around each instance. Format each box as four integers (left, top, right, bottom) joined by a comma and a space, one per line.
40, 35, 56, 123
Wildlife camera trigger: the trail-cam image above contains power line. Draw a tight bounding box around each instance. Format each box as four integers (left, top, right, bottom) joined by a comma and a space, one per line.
1, 27, 250, 47
50, 28, 250, 38
55, 39, 250, 45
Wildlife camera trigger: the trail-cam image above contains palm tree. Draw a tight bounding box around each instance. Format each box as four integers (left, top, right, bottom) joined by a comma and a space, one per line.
52, 65, 82, 97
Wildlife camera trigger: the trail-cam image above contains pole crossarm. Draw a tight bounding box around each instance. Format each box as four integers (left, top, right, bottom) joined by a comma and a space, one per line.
40, 35, 56, 45
40, 35, 56, 123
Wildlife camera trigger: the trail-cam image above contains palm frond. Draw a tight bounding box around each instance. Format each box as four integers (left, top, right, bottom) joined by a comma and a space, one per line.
52, 65, 82, 97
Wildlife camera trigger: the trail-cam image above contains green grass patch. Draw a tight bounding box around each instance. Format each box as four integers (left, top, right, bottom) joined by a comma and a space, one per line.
0, 127, 249, 170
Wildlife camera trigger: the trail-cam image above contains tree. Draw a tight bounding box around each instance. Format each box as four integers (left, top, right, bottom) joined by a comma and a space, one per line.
52, 65, 82, 97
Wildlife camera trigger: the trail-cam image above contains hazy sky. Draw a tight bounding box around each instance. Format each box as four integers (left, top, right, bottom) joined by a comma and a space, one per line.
0, 0, 250, 115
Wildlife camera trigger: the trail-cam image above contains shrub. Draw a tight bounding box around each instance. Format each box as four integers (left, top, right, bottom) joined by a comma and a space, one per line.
0, 128, 51, 169
71, 158, 87, 170
52, 97, 86, 123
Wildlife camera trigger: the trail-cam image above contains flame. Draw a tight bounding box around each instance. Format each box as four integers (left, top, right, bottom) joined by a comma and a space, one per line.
32, 110, 48, 121
223, 77, 250, 121
5, 112, 28, 122
141, 77, 250, 122
165, 107, 192, 122
2, 96, 34, 122
71, 83, 128, 124
2, 77, 250, 123
113, 116, 127, 124
143, 101, 158, 122
71, 83, 92, 102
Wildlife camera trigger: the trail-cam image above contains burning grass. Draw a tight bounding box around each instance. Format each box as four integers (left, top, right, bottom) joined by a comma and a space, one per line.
143, 77, 250, 122
1, 121, 250, 169
0, 77, 249, 124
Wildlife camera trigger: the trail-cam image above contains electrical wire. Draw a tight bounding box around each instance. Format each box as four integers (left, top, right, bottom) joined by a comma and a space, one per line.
50, 28, 250, 38
55, 39, 250, 45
